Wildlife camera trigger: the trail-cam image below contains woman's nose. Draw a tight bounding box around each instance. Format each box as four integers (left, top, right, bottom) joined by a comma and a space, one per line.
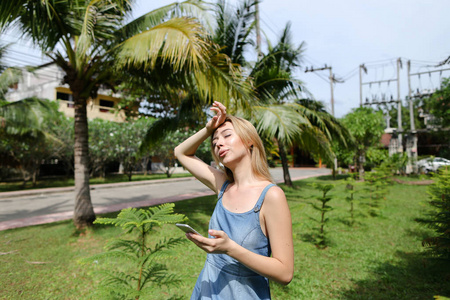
216, 138, 224, 148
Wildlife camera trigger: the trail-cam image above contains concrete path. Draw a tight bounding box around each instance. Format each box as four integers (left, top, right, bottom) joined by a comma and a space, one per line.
0, 167, 330, 231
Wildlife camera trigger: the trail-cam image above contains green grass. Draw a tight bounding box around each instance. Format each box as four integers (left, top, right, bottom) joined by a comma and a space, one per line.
0, 172, 192, 193
1, 176, 449, 299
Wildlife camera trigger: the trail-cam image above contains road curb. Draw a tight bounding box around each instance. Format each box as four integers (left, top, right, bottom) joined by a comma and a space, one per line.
0, 176, 196, 199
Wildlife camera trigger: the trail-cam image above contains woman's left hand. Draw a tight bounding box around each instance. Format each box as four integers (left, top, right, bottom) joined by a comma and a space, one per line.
186, 229, 235, 255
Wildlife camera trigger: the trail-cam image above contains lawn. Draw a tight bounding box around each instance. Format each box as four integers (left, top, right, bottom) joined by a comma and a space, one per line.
1, 176, 449, 299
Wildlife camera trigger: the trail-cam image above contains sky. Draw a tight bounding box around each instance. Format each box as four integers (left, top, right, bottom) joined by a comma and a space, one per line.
3, 0, 450, 118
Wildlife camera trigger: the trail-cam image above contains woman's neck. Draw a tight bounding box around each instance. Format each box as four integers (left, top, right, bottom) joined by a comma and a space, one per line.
229, 160, 261, 187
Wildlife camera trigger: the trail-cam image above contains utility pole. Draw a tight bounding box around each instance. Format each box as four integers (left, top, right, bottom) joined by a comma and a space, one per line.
407, 60, 418, 173
397, 58, 403, 151
305, 65, 343, 176
359, 64, 367, 107
305, 65, 342, 116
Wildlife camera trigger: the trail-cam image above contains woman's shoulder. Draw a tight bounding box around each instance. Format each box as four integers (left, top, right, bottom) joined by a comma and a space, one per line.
264, 184, 287, 204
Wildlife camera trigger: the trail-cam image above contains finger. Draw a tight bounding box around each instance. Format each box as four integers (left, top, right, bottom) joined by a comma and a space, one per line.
210, 107, 220, 113
208, 229, 224, 238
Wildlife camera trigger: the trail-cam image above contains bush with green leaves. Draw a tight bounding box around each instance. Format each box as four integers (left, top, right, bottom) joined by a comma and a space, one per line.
80, 203, 187, 299
417, 168, 450, 260
309, 183, 335, 249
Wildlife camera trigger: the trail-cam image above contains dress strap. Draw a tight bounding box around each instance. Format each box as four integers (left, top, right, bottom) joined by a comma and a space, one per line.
253, 183, 277, 213
218, 180, 230, 200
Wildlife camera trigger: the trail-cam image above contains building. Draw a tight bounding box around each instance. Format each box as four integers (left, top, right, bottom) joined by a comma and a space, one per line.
5, 63, 126, 122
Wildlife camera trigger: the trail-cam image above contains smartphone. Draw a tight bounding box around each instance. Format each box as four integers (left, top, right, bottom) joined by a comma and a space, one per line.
175, 223, 203, 236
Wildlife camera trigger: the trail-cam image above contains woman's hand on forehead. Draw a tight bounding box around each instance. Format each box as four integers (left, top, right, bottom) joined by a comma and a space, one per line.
207, 101, 227, 132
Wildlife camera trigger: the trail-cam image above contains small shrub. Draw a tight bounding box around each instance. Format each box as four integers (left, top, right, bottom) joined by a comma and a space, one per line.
363, 167, 390, 216
344, 174, 358, 226
80, 203, 187, 299
310, 183, 335, 249
417, 168, 450, 260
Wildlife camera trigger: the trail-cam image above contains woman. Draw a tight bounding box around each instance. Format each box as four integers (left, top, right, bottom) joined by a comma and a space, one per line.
174, 101, 294, 299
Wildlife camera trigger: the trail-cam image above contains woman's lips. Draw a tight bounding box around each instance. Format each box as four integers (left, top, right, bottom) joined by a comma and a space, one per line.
219, 149, 229, 157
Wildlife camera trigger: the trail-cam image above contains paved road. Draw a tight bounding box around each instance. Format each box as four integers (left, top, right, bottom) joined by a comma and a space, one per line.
0, 168, 330, 230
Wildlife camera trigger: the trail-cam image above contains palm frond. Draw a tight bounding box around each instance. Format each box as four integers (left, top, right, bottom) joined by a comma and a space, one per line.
294, 126, 335, 165
119, 0, 212, 41
140, 117, 182, 151
0, 97, 55, 136
213, 0, 256, 66
76, 0, 119, 58
193, 50, 256, 112
116, 17, 209, 72
251, 103, 311, 145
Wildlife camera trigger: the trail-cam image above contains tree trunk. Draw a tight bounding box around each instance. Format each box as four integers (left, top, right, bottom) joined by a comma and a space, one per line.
73, 97, 95, 229
358, 150, 365, 181
278, 142, 293, 187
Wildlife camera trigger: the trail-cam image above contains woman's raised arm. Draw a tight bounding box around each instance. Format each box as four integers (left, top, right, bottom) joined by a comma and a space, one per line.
174, 101, 227, 193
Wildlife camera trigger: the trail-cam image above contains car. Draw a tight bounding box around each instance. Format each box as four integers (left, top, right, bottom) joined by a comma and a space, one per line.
416, 157, 450, 173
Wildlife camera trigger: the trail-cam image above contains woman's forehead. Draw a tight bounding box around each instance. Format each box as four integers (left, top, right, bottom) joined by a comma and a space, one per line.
213, 122, 234, 138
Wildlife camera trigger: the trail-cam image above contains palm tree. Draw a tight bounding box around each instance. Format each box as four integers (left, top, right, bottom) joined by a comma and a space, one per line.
132, 0, 258, 151
235, 19, 350, 186
141, 1, 348, 188
0, 0, 253, 229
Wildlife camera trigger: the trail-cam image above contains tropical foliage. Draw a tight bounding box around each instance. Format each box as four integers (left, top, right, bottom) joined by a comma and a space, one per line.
341, 107, 385, 179
421, 77, 450, 128
0, 98, 64, 185
0, 0, 253, 228
81, 203, 187, 299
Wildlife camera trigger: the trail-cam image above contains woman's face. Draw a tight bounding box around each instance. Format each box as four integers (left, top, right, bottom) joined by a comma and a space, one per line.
212, 122, 250, 167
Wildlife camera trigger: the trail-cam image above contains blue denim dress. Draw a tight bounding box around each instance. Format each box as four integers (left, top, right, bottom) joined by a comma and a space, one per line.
190, 181, 276, 300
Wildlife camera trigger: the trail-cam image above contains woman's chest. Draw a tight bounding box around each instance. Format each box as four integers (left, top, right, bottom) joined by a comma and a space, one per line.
221, 188, 262, 213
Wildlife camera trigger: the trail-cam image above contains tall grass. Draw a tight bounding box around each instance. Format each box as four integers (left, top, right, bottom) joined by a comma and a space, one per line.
0, 176, 449, 299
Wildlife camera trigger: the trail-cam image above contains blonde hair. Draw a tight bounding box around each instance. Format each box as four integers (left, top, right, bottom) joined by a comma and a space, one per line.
211, 115, 273, 183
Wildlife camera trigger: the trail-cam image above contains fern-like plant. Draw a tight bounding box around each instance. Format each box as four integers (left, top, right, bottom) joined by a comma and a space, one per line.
417, 168, 450, 261
345, 174, 357, 226
363, 167, 389, 216
80, 203, 187, 299
310, 183, 335, 249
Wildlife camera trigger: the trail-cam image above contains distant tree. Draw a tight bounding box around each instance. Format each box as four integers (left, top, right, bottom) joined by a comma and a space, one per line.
113, 118, 154, 181
153, 128, 212, 178
423, 77, 450, 128
46, 106, 74, 177
341, 107, 385, 179
0, 98, 62, 186
88, 119, 120, 178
